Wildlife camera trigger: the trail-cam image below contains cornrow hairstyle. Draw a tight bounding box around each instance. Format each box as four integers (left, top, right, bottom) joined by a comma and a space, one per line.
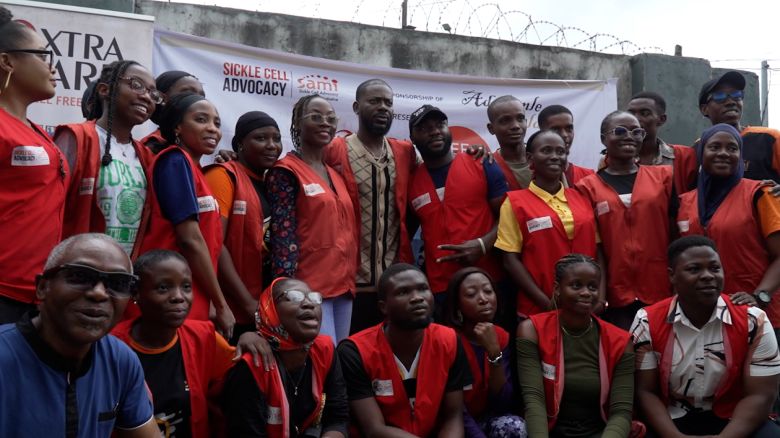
554, 253, 601, 284
526, 129, 565, 153
90, 60, 140, 166
0, 7, 31, 51
444, 266, 495, 329
289, 94, 322, 150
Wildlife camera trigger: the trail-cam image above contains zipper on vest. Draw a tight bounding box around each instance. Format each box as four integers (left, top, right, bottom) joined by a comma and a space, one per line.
65, 372, 78, 438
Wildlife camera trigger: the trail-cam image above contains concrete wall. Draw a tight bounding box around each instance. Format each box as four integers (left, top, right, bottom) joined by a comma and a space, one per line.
132, 0, 758, 146
38, 0, 134, 13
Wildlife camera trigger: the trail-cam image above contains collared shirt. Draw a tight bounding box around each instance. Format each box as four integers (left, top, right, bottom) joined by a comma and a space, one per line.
631, 297, 780, 419
345, 134, 400, 292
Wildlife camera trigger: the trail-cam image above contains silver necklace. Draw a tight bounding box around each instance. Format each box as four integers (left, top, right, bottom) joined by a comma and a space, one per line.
560, 318, 593, 338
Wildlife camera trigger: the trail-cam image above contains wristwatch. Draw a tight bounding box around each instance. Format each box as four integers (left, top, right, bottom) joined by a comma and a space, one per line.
754, 290, 772, 307
487, 351, 503, 365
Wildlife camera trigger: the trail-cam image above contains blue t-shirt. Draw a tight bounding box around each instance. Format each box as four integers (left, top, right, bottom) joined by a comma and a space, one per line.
153, 149, 199, 225
426, 156, 508, 200
0, 316, 153, 437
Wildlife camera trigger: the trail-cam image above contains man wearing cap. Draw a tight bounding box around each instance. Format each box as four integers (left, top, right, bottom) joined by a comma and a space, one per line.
699, 70, 780, 182
0, 233, 157, 437
406, 104, 508, 315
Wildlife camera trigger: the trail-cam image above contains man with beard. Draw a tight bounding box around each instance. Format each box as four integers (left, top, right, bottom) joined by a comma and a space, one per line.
406, 105, 508, 317
537, 104, 596, 186
337, 263, 471, 438
324, 78, 417, 334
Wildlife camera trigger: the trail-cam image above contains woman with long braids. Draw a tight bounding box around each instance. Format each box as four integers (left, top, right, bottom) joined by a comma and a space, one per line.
142, 70, 205, 153
266, 94, 357, 343
134, 93, 235, 337
517, 254, 636, 438
55, 60, 159, 256
0, 6, 67, 323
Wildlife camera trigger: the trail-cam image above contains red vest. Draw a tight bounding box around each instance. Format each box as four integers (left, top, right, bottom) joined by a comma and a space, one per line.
645, 296, 749, 419
670, 144, 698, 194
243, 335, 334, 438
207, 161, 265, 324
134, 146, 223, 320
409, 153, 502, 292
508, 188, 598, 316
0, 109, 67, 303
348, 323, 458, 437
576, 167, 673, 307
677, 179, 780, 327
112, 319, 219, 438
460, 326, 510, 419
529, 310, 630, 430
55, 121, 154, 249
565, 163, 596, 186
324, 136, 415, 264
140, 129, 166, 148
494, 152, 525, 191
273, 153, 357, 298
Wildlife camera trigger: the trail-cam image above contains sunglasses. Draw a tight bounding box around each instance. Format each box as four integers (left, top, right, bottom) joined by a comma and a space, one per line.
118, 76, 164, 104
4, 49, 54, 70
707, 90, 744, 104
603, 126, 647, 140
276, 289, 323, 305
40, 263, 137, 298
301, 113, 339, 126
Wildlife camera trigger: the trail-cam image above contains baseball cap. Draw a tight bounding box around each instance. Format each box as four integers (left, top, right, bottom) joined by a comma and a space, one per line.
409, 104, 447, 133
699, 71, 746, 105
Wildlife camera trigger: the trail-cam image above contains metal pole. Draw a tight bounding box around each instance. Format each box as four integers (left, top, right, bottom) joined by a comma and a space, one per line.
402, 1, 408, 29
761, 60, 769, 126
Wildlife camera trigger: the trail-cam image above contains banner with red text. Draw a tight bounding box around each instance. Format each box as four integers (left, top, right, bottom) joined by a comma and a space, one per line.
5, 0, 154, 135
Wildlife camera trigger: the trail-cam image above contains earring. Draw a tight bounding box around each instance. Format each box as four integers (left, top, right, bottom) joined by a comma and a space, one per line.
0, 71, 12, 96
455, 310, 463, 323
175, 134, 182, 146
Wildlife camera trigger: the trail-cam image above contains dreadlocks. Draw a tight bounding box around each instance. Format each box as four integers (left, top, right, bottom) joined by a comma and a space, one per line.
289, 94, 322, 150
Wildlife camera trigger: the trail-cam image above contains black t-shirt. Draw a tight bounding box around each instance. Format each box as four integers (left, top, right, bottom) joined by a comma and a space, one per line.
337, 334, 473, 404
135, 340, 192, 437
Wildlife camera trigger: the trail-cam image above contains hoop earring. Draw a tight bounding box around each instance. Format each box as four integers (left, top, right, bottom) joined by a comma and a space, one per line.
0, 71, 12, 96
175, 134, 182, 147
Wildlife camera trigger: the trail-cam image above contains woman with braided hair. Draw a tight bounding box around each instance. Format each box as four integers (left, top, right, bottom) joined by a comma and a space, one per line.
0, 6, 67, 322
266, 94, 357, 343
55, 60, 160, 256
517, 253, 637, 438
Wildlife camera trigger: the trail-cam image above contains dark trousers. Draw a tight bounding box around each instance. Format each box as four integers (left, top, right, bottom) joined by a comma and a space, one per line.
648, 410, 780, 437
349, 291, 384, 335
0, 296, 36, 325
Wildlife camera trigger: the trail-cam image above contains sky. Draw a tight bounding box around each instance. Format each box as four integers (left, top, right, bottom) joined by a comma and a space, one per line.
165, 0, 780, 124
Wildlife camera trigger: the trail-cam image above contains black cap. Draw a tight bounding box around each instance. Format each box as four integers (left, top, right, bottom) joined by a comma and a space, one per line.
409, 104, 447, 133
699, 71, 746, 105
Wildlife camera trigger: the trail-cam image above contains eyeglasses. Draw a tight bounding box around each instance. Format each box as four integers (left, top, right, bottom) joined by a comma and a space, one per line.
4, 49, 53, 69
603, 126, 647, 140
118, 76, 164, 104
40, 263, 137, 298
301, 113, 339, 126
707, 90, 744, 104
276, 289, 323, 304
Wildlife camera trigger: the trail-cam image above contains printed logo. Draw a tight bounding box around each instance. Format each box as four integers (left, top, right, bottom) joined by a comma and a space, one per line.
232, 200, 247, 215
197, 195, 218, 213
596, 201, 610, 216
297, 74, 339, 100
372, 379, 394, 397
303, 183, 326, 197
411, 192, 432, 210
449, 126, 491, 154
11, 146, 50, 167
542, 362, 556, 380
79, 178, 96, 195
267, 406, 283, 425
677, 220, 690, 233
116, 189, 143, 225
526, 216, 553, 233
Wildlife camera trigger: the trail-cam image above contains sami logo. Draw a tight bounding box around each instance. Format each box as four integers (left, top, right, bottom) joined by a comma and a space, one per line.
297, 74, 339, 93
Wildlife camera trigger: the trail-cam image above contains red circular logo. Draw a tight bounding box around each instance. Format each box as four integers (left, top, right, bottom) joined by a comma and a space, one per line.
449, 126, 491, 153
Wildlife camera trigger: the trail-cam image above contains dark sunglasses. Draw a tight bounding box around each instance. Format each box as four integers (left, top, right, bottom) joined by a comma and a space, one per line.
603, 126, 647, 140
708, 90, 744, 104
40, 263, 137, 298
4, 49, 54, 69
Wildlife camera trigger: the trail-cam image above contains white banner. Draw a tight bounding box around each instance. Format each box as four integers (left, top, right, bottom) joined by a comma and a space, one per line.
155, 30, 616, 169
4, 0, 154, 135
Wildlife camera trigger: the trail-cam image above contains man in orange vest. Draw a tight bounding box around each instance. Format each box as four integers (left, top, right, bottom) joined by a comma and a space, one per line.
337, 263, 471, 437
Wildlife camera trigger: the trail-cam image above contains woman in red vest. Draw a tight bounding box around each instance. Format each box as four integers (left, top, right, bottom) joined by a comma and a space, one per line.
134, 93, 235, 337
444, 267, 526, 438
222, 277, 349, 437
495, 130, 602, 318
55, 60, 158, 256
677, 123, 780, 332
266, 94, 357, 343
0, 7, 67, 322
576, 111, 677, 330
205, 111, 282, 342
113, 249, 267, 438
142, 70, 205, 153
517, 254, 636, 438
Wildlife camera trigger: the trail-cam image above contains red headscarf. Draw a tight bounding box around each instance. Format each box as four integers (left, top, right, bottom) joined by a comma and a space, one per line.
256, 277, 313, 351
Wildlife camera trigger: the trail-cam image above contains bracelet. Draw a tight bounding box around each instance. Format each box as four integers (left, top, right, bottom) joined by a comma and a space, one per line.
487, 351, 503, 365
477, 237, 486, 255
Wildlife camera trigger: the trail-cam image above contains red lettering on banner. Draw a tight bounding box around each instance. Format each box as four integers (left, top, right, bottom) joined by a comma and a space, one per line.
223, 62, 266, 78
264, 68, 289, 81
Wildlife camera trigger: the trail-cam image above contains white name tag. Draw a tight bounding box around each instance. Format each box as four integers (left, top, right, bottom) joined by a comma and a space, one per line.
463, 383, 473, 391
596, 201, 610, 216
303, 183, 325, 197
372, 379, 394, 397
411, 193, 432, 210
267, 406, 282, 425
677, 220, 690, 233
197, 195, 217, 213
79, 178, 95, 195
526, 216, 553, 233
542, 362, 556, 380
232, 200, 247, 215
11, 146, 50, 167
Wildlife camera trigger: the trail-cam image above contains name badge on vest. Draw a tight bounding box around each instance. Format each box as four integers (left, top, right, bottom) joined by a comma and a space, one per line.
411, 192, 432, 211
197, 195, 217, 213
11, 146, 50, 167
372, 379, 394, 397
232, 200, 247, 215
677, 220, 690, 233
541, 361, 556, 380
596, 201, 610, 216
267, 406, 283, 425
303, 183, 326, 197
79, 178, 95, 195
526, 216, 553, 233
